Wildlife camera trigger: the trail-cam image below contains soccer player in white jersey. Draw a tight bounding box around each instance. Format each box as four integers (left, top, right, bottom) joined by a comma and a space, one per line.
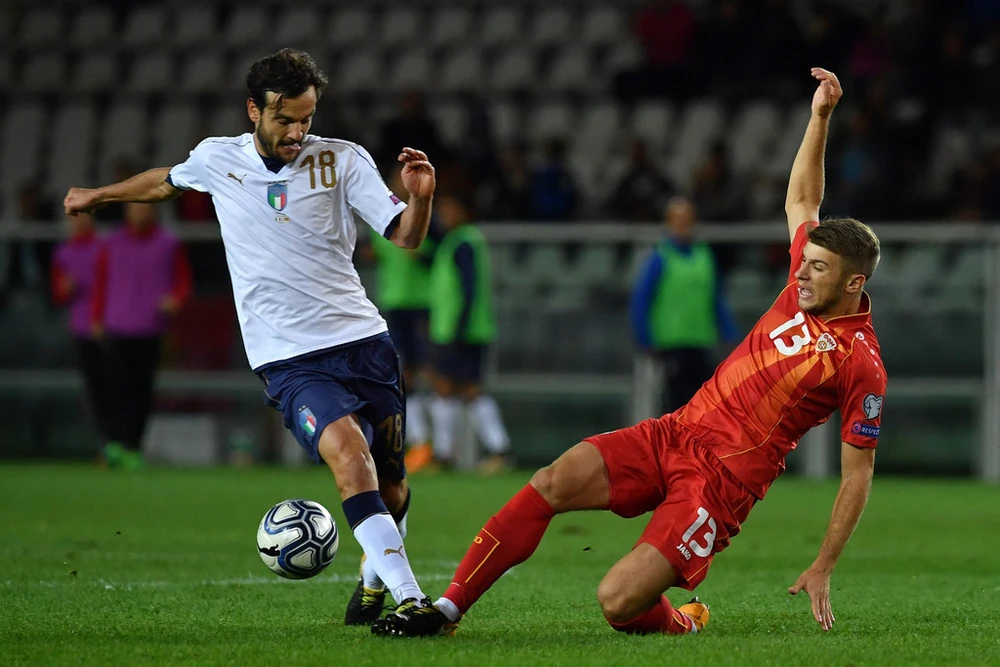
64, 49, 438, 625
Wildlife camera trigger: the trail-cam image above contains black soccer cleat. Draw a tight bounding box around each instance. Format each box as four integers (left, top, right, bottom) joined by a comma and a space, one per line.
344, 579, 387, 626
370, 597, 459, 637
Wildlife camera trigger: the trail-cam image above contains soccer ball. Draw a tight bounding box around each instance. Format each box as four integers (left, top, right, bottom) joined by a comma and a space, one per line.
256, 499, 339, 579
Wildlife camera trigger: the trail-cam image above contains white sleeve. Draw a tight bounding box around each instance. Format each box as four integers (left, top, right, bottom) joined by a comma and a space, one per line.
167, 141, 210, 193
343, 144, 407, 236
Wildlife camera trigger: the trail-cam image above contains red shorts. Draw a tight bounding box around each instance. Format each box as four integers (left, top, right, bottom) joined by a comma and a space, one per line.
585, 417, 755, 590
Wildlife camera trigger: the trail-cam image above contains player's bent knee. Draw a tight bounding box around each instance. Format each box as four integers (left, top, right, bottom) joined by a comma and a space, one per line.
596, 575, 641, 625
528, 465, 563, 510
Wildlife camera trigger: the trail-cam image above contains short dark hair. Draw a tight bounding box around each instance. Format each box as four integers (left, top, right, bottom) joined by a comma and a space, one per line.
808, 217, 881, 279
246, 49, 328, 112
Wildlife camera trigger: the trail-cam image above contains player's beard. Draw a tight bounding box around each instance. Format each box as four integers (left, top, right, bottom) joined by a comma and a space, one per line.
255, 124, 297, 164
800, 277, 848, 317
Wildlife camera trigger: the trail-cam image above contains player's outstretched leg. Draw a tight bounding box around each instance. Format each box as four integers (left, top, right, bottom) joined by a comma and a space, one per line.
371, 442, 610, 637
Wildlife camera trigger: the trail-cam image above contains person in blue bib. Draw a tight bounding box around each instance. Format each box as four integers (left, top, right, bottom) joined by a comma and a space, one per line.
630, 197, 740, 413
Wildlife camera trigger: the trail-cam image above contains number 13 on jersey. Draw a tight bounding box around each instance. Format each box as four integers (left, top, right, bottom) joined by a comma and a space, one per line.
769, 311, 811, 356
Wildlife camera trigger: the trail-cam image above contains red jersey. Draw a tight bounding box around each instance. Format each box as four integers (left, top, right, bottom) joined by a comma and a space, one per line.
674, 222, 887, 498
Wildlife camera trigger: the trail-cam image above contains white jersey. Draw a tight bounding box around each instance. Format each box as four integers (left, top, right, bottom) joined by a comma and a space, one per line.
167, 133, 406, 370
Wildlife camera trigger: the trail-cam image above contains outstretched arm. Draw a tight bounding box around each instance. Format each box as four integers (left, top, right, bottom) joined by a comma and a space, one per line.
788, 441, 875, 631
390, 147, 436, 249
64, 167, 181, 215
785, 68, 843, 242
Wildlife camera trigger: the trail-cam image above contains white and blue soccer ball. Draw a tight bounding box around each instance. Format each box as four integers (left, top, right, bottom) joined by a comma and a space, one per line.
256, 499, 339, 579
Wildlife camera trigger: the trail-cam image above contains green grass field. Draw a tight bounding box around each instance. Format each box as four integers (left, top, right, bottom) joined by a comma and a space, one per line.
1, 464, 998, 666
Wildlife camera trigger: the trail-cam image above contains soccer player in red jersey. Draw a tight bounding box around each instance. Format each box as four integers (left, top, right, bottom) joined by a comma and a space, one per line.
373, 68, 885, 637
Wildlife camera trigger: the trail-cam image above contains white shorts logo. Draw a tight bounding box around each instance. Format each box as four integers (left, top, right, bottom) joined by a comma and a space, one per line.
863, 393, 883, 419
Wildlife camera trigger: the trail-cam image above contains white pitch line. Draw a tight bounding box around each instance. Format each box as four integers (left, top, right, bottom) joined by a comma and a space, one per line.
3, 572, 456, 591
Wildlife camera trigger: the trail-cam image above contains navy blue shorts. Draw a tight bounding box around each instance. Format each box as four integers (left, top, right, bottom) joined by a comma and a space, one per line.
430, 342, 486, 384
257, 333, 406, 479
385, 308, 428, 369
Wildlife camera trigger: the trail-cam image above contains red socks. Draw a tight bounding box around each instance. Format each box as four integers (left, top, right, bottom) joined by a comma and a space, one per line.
443, 484, 554, 613
608, 595, 693, 635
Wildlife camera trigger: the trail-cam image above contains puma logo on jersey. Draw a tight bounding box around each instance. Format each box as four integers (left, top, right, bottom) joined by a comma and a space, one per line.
815, 332, 837, 353
384, 546, 405, 558
227, 172, 246, 186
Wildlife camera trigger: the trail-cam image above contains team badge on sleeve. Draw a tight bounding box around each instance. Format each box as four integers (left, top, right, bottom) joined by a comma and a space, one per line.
389, 193, 401, 205
267, 182, 288, 211
298, 406, 317, 436
862, 393, 883, 419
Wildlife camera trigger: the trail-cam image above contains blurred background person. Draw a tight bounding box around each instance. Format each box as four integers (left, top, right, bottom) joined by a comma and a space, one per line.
91, 202, 192, 469
423, 194, 510, 473
50, 211, 111, 451
629, 197, 740, 413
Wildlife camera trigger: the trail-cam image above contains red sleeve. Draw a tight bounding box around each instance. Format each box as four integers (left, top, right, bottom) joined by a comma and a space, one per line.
90, 246, 109, 327
50, 259, 72, 305
788, 221, 819, 284
171, 244, 193, 306
838, 346, 887, 449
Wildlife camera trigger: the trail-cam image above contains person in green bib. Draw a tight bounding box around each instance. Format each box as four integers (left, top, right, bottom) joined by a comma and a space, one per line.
425, 194, 510, 473
630, 196, 740, 413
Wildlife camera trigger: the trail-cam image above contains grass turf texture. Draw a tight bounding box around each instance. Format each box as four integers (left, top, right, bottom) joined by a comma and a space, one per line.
1, 465, 998, 666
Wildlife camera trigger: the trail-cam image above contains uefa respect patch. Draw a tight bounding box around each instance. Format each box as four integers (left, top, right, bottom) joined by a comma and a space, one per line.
852, 421, 880, 438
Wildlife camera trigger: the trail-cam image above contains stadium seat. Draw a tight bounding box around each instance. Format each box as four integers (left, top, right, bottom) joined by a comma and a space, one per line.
173, 5, 217, 49
439, 47, 484, 93
128, 52, 174, 94
72, 52, 117, 94
178, 52, 225, 94
48, 103, 96, 196
336, 51, 384, 94
210, 105, 250, 139
579, 6, 625, 46
490, 48, 537, 93
927, 123, 974, 194
531, 7, 576, 46
153, 104, 198, 167
428, 102, 466, 147
21, 54, 66, 94
380, 8, 422, 46
428, 7, 474, 49
328, 8, 372, 49
630, 100, 675, 154
547, 47, 593, 94
0, 53, 11, 91
1, 103, 48, 202
478, 7, 523, 48
556, 245, 616, 286
121, 6, 169, 49
69, 6, 116, 49
667, 100, 726, 187
727, 101, 781, 175
99, 103, 148, 180
764, 103, 811, 177
272, 8, 322, 49
526, 101, 576, 142
488, 101, 522, 145
228, 51, 262, 95
225, 7, 268, 49
602, 41, 643, 80
572, 101, 623, 161
17, 7, 64, 48
386, 49, 433, 90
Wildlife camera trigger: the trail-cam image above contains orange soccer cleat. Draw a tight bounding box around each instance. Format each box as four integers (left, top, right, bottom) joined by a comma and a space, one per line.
677, 597, 710, 633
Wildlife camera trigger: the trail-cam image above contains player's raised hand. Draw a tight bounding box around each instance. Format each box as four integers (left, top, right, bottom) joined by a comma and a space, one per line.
810, 68, 843, 118
64, 187, 102, 216
398, 147, 436, 199
788, 565, 835, 631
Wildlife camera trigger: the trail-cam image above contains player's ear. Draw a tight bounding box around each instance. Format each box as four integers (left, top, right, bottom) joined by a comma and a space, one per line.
844, 273, 865, 294
247, 98, 260, 124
